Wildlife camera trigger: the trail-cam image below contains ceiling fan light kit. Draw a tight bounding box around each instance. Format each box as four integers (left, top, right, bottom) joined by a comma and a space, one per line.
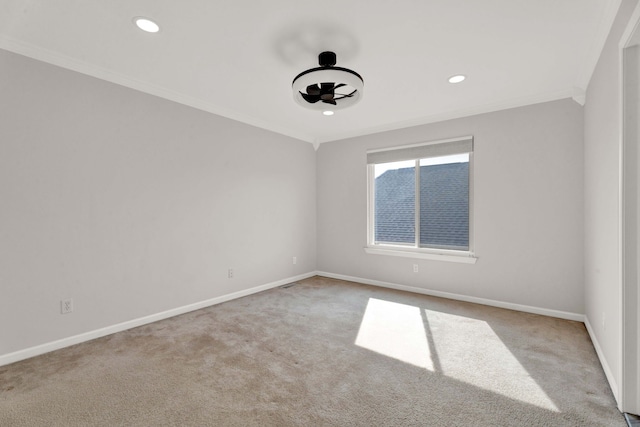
292, 51, 364, 113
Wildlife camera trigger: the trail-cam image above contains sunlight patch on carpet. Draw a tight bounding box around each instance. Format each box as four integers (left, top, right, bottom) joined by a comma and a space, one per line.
355, 298, 435, 371
427, 310, 560, 412
355, 298, 559, 413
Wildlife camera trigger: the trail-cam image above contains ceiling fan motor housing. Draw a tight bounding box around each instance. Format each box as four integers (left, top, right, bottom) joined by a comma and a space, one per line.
318, 51, 337, 67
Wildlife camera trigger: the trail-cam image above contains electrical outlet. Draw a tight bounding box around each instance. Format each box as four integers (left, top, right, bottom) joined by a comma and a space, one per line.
293, 256, 297, 265
413, 264, 419, 273
228, 269, 234, 279
61, 299, 73, 314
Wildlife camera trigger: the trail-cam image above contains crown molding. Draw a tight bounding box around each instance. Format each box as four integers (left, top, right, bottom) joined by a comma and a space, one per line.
574, 0, 623, 94
572, 87, 586, 106
0, 32, 595, 147
315, 89, 576, 144
0, 36, 316, 144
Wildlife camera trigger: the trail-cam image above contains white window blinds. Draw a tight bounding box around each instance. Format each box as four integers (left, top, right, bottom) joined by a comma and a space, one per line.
366, 136, 473, 164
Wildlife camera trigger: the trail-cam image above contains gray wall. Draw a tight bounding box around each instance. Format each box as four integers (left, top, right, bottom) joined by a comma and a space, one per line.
317, 99, 585, 314
2, 3, 636, 398
0, 49, 317, 356
584, 0, 640, 403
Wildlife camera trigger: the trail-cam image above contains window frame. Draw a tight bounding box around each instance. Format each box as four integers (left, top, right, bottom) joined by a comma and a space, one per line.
365, 136, 477, 264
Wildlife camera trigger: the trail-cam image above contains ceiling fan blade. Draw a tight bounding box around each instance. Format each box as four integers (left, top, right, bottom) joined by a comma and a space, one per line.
306, 84, 321, 96
300, 92, 321, 103
334, 89, 357, 100
333, 83, 347, 90
320, 93, 334, 101
322, 99, 337, 105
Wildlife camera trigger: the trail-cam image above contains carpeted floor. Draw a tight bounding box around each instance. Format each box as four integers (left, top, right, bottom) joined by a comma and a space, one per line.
0, 276, 625, 426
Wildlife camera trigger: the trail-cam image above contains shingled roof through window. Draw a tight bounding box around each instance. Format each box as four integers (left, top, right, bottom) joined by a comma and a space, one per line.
375, 163, 469, 250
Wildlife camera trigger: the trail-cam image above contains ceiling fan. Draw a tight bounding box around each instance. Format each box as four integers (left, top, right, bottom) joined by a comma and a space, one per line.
292, 51, 364, 112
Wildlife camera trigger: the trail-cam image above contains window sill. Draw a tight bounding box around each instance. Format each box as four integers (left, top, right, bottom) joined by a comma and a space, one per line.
364, 246, 478, 264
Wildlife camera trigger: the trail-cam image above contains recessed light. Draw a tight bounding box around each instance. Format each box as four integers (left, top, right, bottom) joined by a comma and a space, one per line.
323, 111, 334, 116
448, 74, 466, 84
134, 17, 160, 33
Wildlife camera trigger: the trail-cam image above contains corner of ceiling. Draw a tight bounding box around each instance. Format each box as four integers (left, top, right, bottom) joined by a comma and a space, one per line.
571, 87, 586, 106
573, 0, 623, 98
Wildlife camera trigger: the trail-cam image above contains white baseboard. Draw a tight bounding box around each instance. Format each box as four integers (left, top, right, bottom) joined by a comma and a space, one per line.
0, 272, 316, 367
584, 316, 621, 408
317, 271, 585, 322
0, 271, 591, 368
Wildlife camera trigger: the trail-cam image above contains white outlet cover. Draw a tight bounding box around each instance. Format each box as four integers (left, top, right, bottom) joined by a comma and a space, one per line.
61, 299, 73, 314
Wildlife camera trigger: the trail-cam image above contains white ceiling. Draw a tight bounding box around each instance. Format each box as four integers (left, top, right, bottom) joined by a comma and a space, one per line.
0, 0, 619, 144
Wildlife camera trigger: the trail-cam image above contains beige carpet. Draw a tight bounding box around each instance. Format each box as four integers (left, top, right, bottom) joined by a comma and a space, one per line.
0, 276, 625, 426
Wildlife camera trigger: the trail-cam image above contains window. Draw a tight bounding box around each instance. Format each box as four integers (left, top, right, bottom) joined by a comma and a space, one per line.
366, 136, 476, 263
